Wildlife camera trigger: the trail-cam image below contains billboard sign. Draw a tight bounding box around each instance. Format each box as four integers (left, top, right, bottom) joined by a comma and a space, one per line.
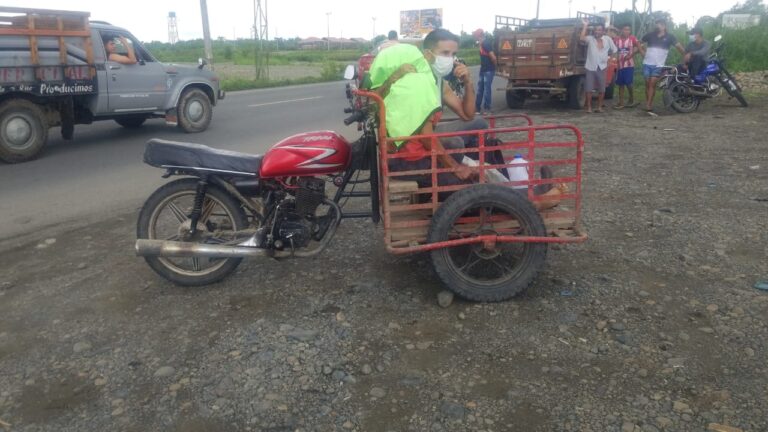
400, 9, 443, 37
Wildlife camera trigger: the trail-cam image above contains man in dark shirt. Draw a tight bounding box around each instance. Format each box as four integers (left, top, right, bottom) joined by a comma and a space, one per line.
639, 19, 685, 112
473, 28, 497, 115
684, 28, 711, 78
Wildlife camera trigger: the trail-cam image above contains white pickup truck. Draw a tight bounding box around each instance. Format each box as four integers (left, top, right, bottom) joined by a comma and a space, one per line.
0, 7, 225, 163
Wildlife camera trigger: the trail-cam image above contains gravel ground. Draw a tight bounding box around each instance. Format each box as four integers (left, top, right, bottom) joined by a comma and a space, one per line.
0, 94, 767, 432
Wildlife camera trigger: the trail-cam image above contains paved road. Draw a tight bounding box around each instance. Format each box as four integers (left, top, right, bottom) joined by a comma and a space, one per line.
0, 70, 506, 241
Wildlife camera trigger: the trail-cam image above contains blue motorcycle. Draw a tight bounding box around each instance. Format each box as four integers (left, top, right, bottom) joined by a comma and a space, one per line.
660, 35, 748, 113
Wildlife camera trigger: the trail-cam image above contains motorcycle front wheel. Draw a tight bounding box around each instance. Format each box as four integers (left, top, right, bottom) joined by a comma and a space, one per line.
663, 82, 700, 113
718, 72, 748, 107
137, 178, 248, 286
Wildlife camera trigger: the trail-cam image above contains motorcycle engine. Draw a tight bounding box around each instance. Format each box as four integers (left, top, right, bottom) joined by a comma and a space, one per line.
273, 178, 326, 250
707, 77, 721, 92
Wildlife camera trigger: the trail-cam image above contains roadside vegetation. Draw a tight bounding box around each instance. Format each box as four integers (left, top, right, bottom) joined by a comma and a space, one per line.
142, 14, 765, 93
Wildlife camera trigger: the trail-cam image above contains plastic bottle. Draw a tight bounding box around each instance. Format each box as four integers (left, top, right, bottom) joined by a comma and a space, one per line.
506, 154, 528, 189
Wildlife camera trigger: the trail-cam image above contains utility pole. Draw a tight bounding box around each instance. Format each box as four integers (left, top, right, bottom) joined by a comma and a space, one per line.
253, 0, 269, 80
536, 0, 540, 20
199, 0, 213, 69
372, 16, 376, 39
326, 12, 331, 51
569, 0, 572, 18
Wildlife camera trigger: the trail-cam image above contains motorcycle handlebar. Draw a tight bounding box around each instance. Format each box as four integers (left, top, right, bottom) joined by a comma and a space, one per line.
343, 111, 366, 126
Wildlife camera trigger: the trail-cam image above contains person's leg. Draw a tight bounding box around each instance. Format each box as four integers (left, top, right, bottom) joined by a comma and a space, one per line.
483, 71, 494, 112
475, 73, 485, 113
647, 70, 659, 111
596, 69, 607, 112
584, 70, 595, 112
618, 85, 625, 106
627, 68, 635, 105
642, 65, 653, 110
436, 117, 490, 149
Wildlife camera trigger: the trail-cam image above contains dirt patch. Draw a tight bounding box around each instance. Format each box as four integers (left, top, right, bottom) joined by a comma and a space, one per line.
0, 97, 766, 431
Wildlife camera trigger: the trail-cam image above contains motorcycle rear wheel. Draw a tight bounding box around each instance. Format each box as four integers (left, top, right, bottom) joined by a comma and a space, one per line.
663, 82, 700, 113
428, 184, 547, 302
137, 178, 248, 286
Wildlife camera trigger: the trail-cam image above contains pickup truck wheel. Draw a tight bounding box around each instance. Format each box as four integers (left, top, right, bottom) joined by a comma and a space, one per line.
0, 99, 48, 164
505, 90, 526, 109
115, 115, 147, 129
178, 88, 212, 133
566, 76, 586, 110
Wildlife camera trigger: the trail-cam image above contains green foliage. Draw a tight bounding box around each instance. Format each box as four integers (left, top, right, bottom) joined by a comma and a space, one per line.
320, 60, 344, 80
371, 35, 387, 46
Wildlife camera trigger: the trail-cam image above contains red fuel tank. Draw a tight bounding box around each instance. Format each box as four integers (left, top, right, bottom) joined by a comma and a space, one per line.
260, 131, 351, 178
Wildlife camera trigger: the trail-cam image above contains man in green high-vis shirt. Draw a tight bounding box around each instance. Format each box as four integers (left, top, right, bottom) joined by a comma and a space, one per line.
367, 29, 487, 189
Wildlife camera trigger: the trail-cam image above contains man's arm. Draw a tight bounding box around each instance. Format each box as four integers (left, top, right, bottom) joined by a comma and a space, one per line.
580, 19, 590, 42
489, 51, 497, 66
674, 41, 686, 55
110, 36, 138, 65
419, 122, 474, 180
443, 62, 476, 120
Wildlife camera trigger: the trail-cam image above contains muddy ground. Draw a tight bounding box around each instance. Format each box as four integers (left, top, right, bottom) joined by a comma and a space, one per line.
1, 95, 767, 432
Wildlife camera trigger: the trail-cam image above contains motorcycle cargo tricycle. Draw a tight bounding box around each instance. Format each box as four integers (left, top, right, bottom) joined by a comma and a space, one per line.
135, 70, 588, 301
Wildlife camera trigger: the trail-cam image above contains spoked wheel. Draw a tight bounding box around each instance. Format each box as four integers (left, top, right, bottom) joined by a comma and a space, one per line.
137, 178, 248, 286
663, 82, 700, 113
428, 184, 547, 302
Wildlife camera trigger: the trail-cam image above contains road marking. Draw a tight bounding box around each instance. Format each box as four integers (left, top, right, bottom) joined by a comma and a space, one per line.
248, 96, 323, 107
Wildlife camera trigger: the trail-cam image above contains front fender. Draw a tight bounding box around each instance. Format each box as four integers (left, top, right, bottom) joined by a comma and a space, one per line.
164, 80, 218, 110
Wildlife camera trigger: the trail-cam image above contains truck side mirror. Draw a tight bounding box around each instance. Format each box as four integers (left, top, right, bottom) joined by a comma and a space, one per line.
198, 57, 207, 69
343, 64, 356, 80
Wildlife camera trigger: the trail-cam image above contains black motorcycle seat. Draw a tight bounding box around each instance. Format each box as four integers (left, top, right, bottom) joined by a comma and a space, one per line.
144, 139, 262, 176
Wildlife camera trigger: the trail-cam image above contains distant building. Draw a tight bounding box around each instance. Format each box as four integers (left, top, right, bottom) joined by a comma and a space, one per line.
722, 14, 761, 29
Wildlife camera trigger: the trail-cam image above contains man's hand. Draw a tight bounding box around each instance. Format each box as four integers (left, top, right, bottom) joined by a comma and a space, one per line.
582, 18, 589, 27
683, 53, 691, 63
454, 164, 476, 181
453, 61, 471, 84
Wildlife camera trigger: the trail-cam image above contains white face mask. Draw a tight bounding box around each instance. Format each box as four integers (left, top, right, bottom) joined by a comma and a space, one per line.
430, 53, 455, 77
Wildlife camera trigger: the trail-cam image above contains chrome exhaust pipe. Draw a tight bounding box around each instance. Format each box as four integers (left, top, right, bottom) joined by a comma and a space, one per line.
135, 239, 270, 258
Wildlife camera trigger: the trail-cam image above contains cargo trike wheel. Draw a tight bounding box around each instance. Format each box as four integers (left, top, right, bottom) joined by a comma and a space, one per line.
428, 184, 547, 302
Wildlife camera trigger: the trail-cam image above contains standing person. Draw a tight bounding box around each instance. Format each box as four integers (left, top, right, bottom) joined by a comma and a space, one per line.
472, 28, 497, 115
579, 20, 617, 113
613, 24, 640, 109
639, 19, 685, 112
684, 28, 711, 78
377, 30, 399, 53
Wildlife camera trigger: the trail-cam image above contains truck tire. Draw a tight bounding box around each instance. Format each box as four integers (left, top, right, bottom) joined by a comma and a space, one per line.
566, 76, 586, 110
178, 88, 212, 133
428, 184, 547, 302
506, 90, 526, 109
115, 115, 148, 129
0, 99, 49, 164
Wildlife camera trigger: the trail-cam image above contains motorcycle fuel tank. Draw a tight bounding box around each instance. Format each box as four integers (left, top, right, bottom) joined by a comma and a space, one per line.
260, 131, 351, 178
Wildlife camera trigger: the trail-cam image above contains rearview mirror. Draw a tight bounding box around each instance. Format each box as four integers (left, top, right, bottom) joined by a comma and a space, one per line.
198, 57, 207, 69
343, 64, 356, 80
714, 35, 723, 42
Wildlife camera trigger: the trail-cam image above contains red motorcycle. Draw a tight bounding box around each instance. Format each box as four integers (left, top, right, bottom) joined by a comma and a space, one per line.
135, 78, 587, 301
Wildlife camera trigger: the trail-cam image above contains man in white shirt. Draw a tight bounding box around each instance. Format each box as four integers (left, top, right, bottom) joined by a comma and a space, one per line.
580, 20, 617, 113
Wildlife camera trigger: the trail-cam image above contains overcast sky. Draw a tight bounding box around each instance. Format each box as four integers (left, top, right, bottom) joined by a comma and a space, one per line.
15, 1, 736, 42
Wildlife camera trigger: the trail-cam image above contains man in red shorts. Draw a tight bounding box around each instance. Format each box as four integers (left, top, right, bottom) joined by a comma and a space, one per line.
613, 24, 639, 109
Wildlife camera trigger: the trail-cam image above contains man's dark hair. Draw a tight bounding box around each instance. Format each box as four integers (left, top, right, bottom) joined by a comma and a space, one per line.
102, 34, 114, 46
621, 24, 631, 29
690, 27, 703, 37
423, 28, 459, 50
655, 18, 666, 26
387, 30, 398, 40
594, 24, 605, 31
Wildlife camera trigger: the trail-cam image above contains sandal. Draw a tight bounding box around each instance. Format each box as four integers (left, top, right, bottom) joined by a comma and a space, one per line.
613, 105, 625, 110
